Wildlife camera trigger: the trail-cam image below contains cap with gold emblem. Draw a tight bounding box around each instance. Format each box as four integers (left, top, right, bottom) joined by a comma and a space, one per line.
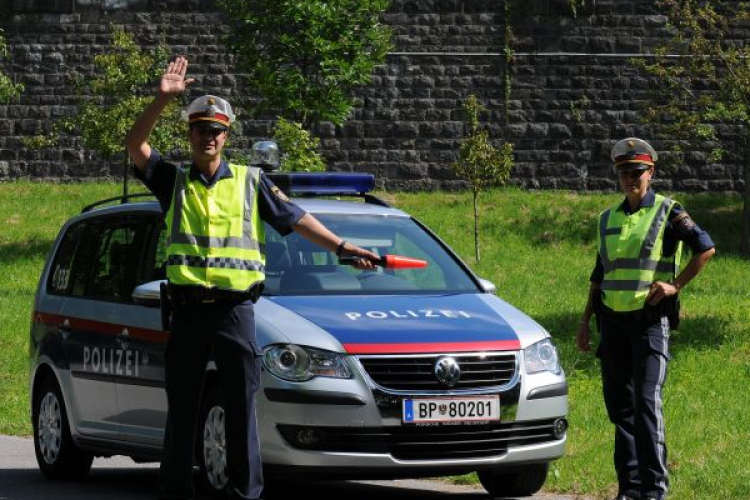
181, 95, 236, 130
611, 137, 658, 171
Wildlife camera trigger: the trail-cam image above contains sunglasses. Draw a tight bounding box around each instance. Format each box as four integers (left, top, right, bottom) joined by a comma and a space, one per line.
618, 169, 649, 179
192, 125, 227, 137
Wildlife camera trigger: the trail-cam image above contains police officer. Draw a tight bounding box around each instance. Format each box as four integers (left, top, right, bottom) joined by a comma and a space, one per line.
125, 56, 377, 500
576, 138, 715, 500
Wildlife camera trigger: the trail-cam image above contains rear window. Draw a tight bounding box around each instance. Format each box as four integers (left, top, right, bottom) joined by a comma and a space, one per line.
263, 214, 478, 296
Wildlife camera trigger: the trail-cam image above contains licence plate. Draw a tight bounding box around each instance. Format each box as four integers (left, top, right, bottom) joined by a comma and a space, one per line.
402, 395, 500, 424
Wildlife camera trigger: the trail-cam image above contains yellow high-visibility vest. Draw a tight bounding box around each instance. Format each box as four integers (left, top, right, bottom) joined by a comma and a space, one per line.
165, 163, 265, 291
597, 194, 682, 312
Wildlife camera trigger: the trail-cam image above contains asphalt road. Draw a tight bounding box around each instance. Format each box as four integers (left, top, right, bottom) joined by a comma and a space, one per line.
0, 436, 588, 500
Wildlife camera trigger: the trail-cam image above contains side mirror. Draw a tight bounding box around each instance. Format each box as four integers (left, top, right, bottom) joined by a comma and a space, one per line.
478, 277, 497, 294
132, 280, 166, 307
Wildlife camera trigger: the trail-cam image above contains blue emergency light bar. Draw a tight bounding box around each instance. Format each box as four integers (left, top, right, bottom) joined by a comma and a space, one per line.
267, 173, 375, 196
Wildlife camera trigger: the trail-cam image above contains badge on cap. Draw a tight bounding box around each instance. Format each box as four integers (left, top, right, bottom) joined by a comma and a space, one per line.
182, 95, 235, 128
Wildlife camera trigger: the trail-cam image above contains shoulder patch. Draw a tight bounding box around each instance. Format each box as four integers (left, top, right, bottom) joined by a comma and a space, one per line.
671, 211, 696, 235
271, 185, 290, 203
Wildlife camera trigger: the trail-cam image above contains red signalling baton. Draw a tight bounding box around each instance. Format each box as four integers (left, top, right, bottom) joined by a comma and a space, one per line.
339, 254, 428, 269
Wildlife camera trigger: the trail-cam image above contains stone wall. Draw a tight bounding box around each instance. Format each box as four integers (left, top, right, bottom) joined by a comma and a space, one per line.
0, 0, 744, 192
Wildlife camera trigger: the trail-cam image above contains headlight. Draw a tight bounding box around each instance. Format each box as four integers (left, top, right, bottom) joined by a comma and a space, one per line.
524, 338, 561, 375
263, 344, 352, 382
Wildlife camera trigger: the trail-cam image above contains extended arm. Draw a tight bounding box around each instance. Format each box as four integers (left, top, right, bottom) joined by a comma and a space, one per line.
292, 213, 379, 270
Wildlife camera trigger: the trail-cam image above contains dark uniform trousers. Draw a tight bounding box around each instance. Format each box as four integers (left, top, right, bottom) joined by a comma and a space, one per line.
159, 297, 263, 500
597, 313, 670, 500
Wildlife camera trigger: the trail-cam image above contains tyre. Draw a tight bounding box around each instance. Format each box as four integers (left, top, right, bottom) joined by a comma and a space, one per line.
32, 376, 93, 480
477, 463, 549, 498
197, 384, 229, 498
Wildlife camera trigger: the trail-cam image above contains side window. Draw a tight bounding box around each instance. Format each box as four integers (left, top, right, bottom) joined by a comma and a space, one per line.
87, 223, 139, 302
47, 222, 87, 296
69, 223, 102, 298
139, 222, 167, 284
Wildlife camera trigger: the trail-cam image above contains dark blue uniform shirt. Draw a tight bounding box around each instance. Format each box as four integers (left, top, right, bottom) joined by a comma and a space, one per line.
590, 190, 715, 283
134, 150, 306, 236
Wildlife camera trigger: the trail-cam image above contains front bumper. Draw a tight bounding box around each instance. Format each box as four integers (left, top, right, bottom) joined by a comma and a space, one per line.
257, 366, 567, 476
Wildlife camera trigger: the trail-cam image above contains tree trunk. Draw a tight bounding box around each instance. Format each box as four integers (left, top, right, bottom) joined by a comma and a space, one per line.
473, 189, 480, 262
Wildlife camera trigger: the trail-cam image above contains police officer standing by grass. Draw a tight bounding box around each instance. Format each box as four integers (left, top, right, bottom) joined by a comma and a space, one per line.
576, 138, 715, 500
125, 56, 377, 500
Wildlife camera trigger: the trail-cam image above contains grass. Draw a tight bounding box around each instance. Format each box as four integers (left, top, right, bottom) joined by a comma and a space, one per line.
1, 182, 748, 499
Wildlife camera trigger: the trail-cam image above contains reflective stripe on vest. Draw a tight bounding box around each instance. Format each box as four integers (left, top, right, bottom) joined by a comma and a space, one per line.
165, 164, 266, 291
597, 194, 682, 312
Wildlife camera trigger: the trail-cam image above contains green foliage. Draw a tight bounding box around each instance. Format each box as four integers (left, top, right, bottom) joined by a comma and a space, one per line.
24, 25, 187, 158
272, 117, 326, 172
0, 30, 23, 103
634, 0, 750, 254
566, 0, 587, 18
453, 95, 514, 194
219, 0, 392, 129
452, 95, 513, 261
569, 94, 590, 124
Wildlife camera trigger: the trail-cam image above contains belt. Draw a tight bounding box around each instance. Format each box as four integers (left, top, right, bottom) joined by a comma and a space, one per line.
168, 284, 261, 303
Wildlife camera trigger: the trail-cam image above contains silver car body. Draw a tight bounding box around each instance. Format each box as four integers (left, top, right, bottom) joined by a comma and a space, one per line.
30, 191, 567, 480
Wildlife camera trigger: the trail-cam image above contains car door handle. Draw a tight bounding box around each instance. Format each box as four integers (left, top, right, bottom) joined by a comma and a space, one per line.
117, 328, 130, 350
58, 319, 71, 340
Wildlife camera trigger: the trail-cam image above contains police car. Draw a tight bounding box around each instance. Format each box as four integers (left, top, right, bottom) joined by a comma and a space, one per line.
29, 173, 568, 498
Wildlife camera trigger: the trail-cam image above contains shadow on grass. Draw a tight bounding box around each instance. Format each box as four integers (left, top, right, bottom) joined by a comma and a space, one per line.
668, 314, 733, 354
0, 238, 54, 265
536, 311, 732, 378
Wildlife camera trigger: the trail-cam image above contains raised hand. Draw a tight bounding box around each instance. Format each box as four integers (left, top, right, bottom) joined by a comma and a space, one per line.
159, 56, 195, 96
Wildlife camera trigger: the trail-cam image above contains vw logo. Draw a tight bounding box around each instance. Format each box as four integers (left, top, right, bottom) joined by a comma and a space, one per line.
434, 357, 461, 387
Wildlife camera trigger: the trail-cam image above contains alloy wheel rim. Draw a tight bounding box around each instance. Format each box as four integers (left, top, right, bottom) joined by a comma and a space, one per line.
38, 392, 62, 465
203, 405, 228, 490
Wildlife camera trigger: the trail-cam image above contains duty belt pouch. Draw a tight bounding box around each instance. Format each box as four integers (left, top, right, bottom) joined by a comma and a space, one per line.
160, 282, 171, 331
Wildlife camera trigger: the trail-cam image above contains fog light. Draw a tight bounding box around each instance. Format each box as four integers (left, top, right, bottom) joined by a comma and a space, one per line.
296, 428, 322, 446
553, 418, 568, 439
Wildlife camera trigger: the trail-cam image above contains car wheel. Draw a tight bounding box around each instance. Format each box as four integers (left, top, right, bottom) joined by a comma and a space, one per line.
197, 384, 229, 498
477, 463, 549, 498
32, 376, 93, 480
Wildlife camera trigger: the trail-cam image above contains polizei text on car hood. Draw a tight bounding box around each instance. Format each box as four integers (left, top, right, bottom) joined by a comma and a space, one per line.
260, 293, 549, 354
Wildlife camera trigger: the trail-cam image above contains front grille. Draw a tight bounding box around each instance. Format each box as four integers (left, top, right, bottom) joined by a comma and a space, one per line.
277, 419, 562, 460
357, 352, 518, 391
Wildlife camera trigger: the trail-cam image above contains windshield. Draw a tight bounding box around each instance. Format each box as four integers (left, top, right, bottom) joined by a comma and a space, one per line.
263, 214, 479, 296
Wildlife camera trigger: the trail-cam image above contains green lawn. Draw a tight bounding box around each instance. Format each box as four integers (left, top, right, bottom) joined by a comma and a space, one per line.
1, 182, 748, 499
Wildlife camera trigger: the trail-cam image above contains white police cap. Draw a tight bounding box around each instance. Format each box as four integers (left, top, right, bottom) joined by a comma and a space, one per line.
611, 137, 658, 170
181, 95, 236, 129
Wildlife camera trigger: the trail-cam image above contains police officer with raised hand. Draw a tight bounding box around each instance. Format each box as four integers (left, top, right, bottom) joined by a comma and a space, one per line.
125, 56, 377, 500
576, 138, 715, 500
